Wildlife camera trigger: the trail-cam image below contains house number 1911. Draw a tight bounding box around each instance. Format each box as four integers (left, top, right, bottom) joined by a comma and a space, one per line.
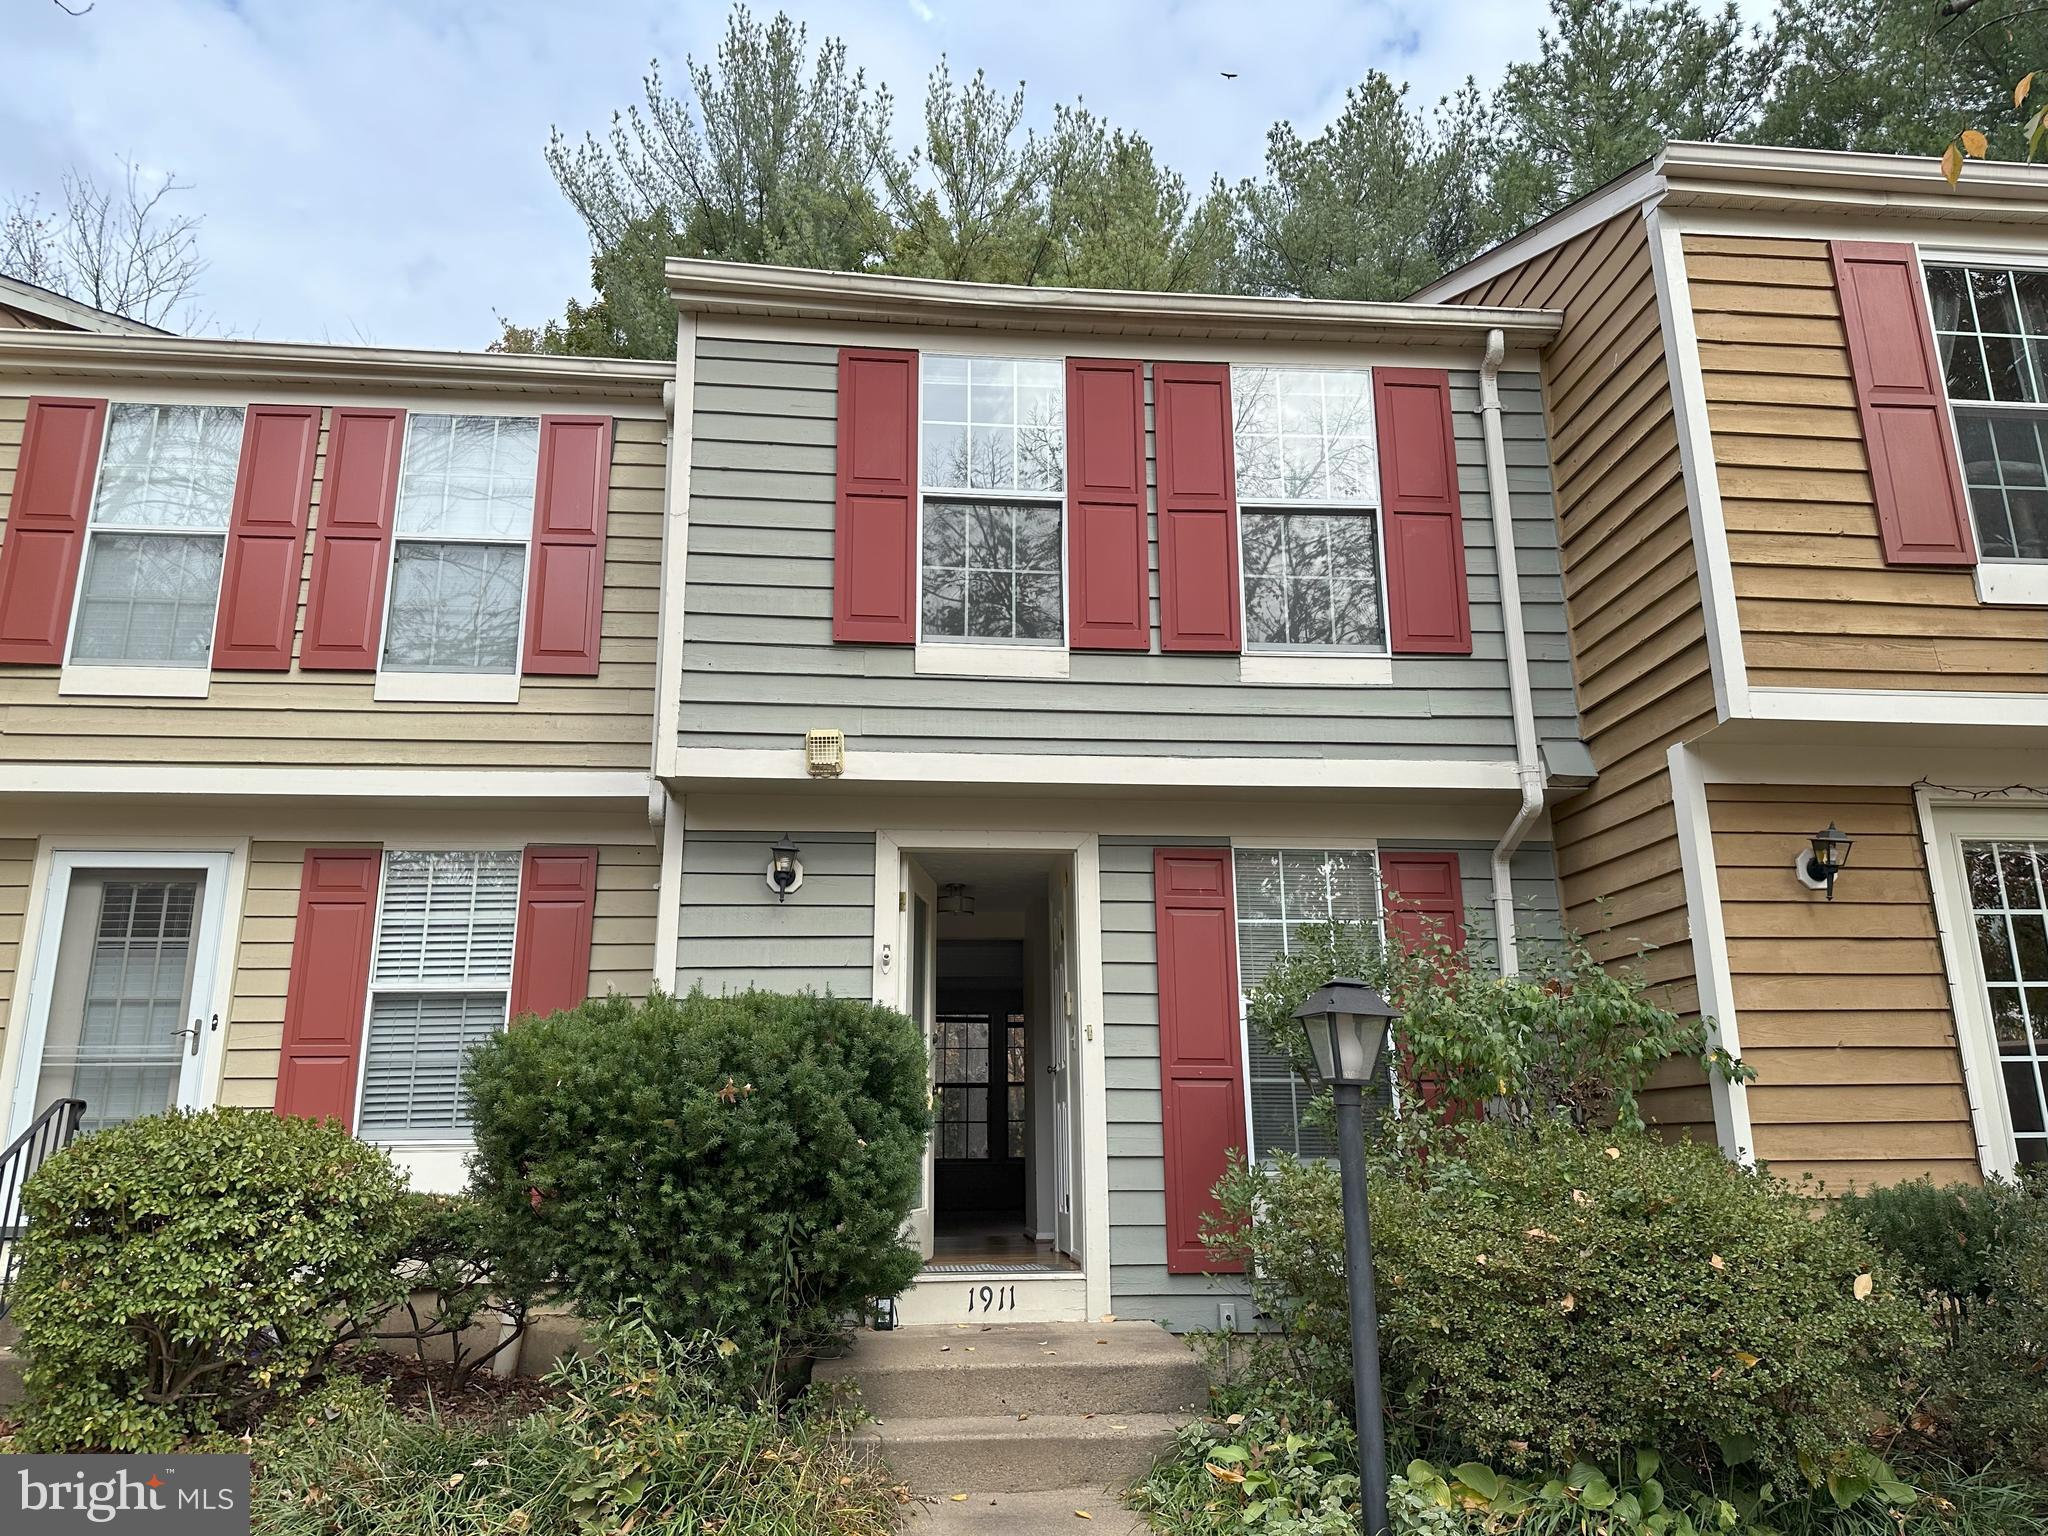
966, 1284, 1017, 1314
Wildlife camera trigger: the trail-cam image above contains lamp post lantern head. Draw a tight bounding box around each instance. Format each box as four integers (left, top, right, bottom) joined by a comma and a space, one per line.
1293, 976, 1397, 1087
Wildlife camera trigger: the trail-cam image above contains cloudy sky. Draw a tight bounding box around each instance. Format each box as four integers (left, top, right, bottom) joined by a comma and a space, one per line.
8, 0, 1764, 350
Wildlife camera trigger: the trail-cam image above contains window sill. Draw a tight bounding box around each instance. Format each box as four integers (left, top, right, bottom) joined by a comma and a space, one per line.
58, 663, 211, 699
915, 643, 1070, 679
374, 671, 522, 704
1974, 560, 2048, 606
1239, 652, 1393, 687
374, 1138, 474, 1195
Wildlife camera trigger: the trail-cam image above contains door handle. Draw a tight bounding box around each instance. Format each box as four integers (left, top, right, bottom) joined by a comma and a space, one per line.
176, 1014, 219, 1057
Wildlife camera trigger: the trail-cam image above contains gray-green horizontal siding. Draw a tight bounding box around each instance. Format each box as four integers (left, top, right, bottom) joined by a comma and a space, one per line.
1099, 835, 1563, 1333
682, 336, 1583, 763
677, 829, 874, 998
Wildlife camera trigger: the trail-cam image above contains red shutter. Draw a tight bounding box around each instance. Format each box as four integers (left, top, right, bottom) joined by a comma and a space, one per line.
1830, 240, 1977, 566
1154, 364, 1242, 653
1375, 369, 1472, 655
0, 396, 106, 665
1154, 847, 1248, 1275
300, 407, 404, 670
1066, 357, 1150, 649
1379, 851, 1467, 956
509, 845, 598, 1021
212, 404, 319, 671
523, 415, 613, 675
833, 348, 918, 644
274, 848, 381, 1127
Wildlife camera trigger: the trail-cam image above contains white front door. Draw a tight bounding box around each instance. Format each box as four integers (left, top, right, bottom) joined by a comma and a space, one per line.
901, 853, 940, 1262
6, 852, 233, 1143
1049, 862, 1077, 1256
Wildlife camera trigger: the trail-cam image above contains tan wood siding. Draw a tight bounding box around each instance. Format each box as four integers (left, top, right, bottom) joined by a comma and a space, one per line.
1686, 234, 2048, 693
222, 833, 659, 1111
1708, 783, 1979, 1190
0, 395, 663, 769
0, 306, 66, 331
0, 837, 32, 1068
1458, 214, 1718, 1135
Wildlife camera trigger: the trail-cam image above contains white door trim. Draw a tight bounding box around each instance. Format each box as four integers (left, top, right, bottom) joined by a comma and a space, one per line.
2, 842, 247, 1144
873, 828, 1111, 1324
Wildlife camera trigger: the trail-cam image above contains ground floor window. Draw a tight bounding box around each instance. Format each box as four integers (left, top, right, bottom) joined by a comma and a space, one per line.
1232, 847, 1382, 1160
359, 849, 520, 1139
1963, 838, 2048, 1167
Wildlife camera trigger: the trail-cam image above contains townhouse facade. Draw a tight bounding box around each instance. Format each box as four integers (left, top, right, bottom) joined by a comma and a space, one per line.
1422, 141, 2048, 1193
0, 266, 1593, 1332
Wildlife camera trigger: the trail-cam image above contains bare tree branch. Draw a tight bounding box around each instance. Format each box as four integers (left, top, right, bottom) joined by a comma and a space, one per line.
1, 159, 206, 328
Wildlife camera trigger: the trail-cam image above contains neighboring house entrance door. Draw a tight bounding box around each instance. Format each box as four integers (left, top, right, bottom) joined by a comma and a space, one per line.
5, 852, 233, 1144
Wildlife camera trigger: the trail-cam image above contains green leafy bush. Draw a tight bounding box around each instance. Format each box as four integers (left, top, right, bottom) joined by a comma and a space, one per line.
1842, 1174, 2048, 1472
1205, 1124, 1930, 1488
368, 1193, 549, 1383
13, 1107, 413, 1451
1130, 1405, 1362, 1536
464, 988, 928, 1397
252, 1316, 900, 1536
1243, 920, 1747, 1135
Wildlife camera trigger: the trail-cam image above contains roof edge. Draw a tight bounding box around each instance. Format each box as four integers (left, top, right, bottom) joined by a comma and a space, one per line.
0, 331, 672, 394
666, 258, 1562, 343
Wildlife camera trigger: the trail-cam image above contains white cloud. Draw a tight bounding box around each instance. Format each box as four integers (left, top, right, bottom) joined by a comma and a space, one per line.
3, 0, 1779, 349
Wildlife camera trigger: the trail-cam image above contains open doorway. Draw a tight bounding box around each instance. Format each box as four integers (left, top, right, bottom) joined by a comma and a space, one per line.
909, 849, 1078, 1274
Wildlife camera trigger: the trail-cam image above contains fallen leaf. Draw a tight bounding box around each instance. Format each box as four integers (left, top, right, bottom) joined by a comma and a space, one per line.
1207, 1464, 1246, 1485
1603, 1146, 1621, 1160
951, 1493, 970, 1502
1075, 1512, 1094, 1520
1571, 1189, 1591, 1205
1224, 1414, 1245, 1427
1710, 1254, 1725, 1271
1854, 1272, 1874, 1300
1963, 128, 1990, 157
1524, 1227, 1558, 1242
1733, 1350, 1760, 1368
1560, 1294, 1576, 1313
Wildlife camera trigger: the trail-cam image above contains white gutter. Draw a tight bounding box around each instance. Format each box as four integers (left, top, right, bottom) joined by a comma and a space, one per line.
1480, 327, 1546, 976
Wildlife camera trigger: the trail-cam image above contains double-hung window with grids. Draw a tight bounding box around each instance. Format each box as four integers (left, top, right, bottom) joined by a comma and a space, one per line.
1230, 367, 1386, 652
68, 403, 244, 670
358, 849, 520, 1141
918, 355, 1066, 645
1962, 838, 2048, 1167
1231, 846, 1385, 1160
1925, 264, 2048, 562
382, 414, 540, 677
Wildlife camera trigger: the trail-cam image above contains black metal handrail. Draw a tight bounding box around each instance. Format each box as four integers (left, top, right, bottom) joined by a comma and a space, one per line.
0, 1098, 86, 1319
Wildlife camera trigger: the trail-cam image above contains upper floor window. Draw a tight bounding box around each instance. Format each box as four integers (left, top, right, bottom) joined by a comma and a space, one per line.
1230, 367, 1385, 651
359, 848, 520, 1140
919, 356, 1065, 645
1232, 846, 1384, 1160
1926, 264, 2048, 560
69, 403, 243, 668
382, 415, 539, 675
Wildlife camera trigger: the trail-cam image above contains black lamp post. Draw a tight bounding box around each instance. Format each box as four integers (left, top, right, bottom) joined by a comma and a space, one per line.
1293, 977, 1399, 1536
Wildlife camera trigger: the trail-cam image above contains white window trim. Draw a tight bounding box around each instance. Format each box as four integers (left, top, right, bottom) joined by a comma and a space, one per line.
1228, 364, 1394, 670
59, 403, 240, 696
371, 413, 537, 702
1919, 253, 2048, 596
1237, 653, 1392, 688
915, 641, 1070, 679
1918, 794, 2048, 1181
915, 353, 1069, 666
351, 847, 523, 1159
1227, 841, 1388, 1162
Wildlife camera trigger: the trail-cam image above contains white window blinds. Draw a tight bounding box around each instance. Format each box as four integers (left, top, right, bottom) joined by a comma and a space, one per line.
359, 850, 519, 1139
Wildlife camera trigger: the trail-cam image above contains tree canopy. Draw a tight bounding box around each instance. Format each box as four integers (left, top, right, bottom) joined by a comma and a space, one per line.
502, 0, 2048, 356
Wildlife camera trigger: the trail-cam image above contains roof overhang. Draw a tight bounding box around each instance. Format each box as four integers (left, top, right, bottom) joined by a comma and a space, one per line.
0, 272, 168, 336
667, 258, 1560, 348
0, 331, 672, 401
1417, 141, 2048, 305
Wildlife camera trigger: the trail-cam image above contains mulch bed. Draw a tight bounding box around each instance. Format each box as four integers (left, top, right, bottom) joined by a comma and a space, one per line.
337, 1348, 563, 1426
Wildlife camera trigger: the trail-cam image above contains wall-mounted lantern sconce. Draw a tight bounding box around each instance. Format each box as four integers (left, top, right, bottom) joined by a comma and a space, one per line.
937, 883, 975, 915
766, 835, 804, 901
1795, 822, 1854, 901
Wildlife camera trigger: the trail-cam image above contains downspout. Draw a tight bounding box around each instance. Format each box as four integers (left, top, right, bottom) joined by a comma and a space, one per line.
1481, 327, 1546, 976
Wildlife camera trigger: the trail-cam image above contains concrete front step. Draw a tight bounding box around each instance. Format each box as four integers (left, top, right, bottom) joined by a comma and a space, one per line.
904, 1486, 1149, 1533
857, 1411, 1181, 1496
816, 1322, 1209, 1420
